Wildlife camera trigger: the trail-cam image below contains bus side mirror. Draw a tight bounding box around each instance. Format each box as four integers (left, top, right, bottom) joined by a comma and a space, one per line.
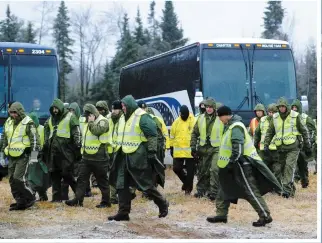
194, 91, 204, 115
300, 95, 309, 113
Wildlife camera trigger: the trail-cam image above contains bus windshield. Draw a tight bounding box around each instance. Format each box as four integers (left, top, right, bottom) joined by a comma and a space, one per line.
10, 55, 58, 118
251, 49, 297, 105
202, 49, 250, 110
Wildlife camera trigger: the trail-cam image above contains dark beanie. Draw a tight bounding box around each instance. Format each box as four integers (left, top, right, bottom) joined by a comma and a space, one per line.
217, 105, 232, 117
137, 100, 147, 109
112, 100, 122, 110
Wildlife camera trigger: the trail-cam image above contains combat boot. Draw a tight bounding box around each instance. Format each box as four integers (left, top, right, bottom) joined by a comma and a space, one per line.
65, 198, 83, 207
96, 201, 111, 208
158, 200, 169, 218
252, 215, 273, 227
108, 213, 130, 221
206, 216, 227, 223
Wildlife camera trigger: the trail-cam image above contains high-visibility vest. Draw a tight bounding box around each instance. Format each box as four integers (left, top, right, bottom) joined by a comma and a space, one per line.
106, 118, 114, 154
117, 108, 148, 154
113, 115, 125, 153
4, 116, 32, 157
218, 121, 262, 168
81, 115, 109, 155
79, 116, 86, 134
259, 116, 276, 150
48, 112, 72, 139
273, 110, 300, 146
198, 114, 224, 147
249, 117, 259, 137
300, 113, 308, 125
37, 125, 44, 149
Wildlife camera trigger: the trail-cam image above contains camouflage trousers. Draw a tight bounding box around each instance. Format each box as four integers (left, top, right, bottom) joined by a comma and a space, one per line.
294, 151, 309, 187
216, 164, 270, 218
196, 149, 219, 197
258, 150, 280, 181
277, 149, 300, 197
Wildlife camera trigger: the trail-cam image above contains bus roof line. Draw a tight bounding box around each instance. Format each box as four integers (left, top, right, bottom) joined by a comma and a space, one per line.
0, 42, 56, 51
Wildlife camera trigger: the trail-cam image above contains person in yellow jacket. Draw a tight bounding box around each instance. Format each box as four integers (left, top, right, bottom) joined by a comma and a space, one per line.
254, 104, 280, 181
170, 105, 196, 195
0, 102, 40, 210
190, 98, 224, 200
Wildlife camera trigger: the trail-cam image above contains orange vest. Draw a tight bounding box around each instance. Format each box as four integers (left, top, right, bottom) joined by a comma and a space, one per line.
249, 118, 259, 137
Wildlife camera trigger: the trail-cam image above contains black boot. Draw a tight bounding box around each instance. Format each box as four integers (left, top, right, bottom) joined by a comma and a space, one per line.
84, 191, 93, 197
108, 213, 130, 221
194, 192, 204, 198
207, 194, 217, 201
252, 216, 273, 227
302, 182, 309, 188
96, 201, 111, 208
158, 200, 169, 218
65, 198, 83, 207
206, 216, 228, 223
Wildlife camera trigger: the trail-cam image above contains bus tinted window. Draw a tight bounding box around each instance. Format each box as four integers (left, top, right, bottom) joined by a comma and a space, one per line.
251, 49, 297, 105
10, 55, 58, 118
202, 49, 249, 110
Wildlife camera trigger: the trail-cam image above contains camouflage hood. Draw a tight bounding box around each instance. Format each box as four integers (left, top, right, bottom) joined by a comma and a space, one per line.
29, 112, 39, 128
83, 104, 100, 117
121, 95, 139, 120
267, 103, 278, 113
96, 101, 110, 115
276, 97, 290, 111
291, 99, 302, 114
254, 103, 267, 116
50, 98, 67, 117
9, 102, 26, 120
203, 97, 216, 109
69, 102, 81, 119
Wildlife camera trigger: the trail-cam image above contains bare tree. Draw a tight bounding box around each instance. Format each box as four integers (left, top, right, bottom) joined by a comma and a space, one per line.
34, 1, 57, 44
71, 4, 119, 104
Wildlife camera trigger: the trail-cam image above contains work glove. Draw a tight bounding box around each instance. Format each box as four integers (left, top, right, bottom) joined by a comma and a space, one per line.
281, 191, 290, 199
264, 146, 270, 155
191, 148, 199, 160
0, 152, 7, 167
170, 147, 174, 158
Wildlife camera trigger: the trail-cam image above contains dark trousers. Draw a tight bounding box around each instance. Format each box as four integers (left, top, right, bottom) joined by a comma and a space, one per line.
173, 158, 195, 192
75, 159, 110, 203
118, 169, 167, 215
51, 171, 77, 201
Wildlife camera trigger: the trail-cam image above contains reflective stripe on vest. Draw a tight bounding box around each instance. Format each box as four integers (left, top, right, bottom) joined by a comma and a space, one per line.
114, 115, 125, 152
81, 115, 109, 155
259, 116, 276, 150
273, 110, 300, 146
217, 121, 262, 168
49, 112, 72, 139
37, 125, 44, 149
120, 108, 148, 154
5, 116, 32, 157
79, 116, 86, 134
198, 114, 224, 147
106, 118, 114, 154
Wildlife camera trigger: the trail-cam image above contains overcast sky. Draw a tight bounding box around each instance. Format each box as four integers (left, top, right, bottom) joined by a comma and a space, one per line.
0, 0, 318, 58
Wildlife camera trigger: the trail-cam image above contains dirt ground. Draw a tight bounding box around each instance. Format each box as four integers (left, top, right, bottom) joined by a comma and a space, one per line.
0, 162, 318, 239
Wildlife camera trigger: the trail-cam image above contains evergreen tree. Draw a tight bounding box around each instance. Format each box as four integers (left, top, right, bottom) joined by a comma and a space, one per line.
261, 1, 285, 39
0, 5, 24, 42
53, 1, 74, 101
305, 42, 317, 117
148, 1, 159, 40
134, 8, 147, 46
160, 1, 188, 50
23, 21, 37, 43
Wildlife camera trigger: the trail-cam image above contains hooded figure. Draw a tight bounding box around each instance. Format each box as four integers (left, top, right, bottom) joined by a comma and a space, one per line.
1, 102, 40, 210
170, 105, 196, 195
264, 97, 312, 197
65, 104, 111, 208
190, 97, 224, 200
69, 102, 81, 120
108, 95, 168, 221
249, 103, 266, 137
43, 98, 81, 202
254, 103, 279, 179
207, 106, 282, 227
291, 99, 316, 188
96, 101, 110, 117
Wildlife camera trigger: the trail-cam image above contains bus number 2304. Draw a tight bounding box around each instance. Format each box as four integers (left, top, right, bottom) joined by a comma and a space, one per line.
32, 49, 45, 54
